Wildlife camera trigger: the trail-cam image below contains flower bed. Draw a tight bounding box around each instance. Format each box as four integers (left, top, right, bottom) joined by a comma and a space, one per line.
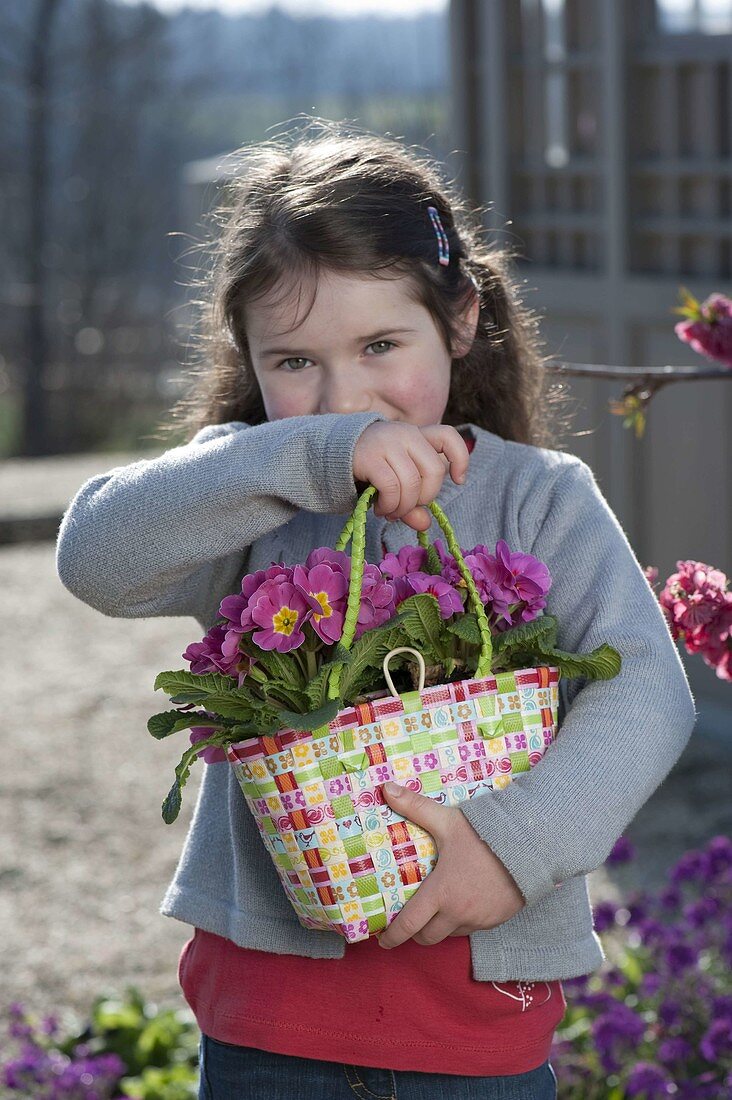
551, 834, 732, 1097
4, 836, 729, 1097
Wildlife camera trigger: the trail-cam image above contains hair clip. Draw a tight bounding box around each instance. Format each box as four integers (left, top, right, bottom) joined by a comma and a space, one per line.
427, 205, 450, 266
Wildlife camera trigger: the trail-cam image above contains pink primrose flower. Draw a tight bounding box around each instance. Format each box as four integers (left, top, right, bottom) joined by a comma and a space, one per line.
183, 624, 242, 677
301, 547, 396, 642
305, 547, 359, 577
249, 576, 322, 652
462, 547, 514, 621
675, 292, 732, 368
219, 563, 293, 629
292, 561, 350, 644
353, 564, 396, 640
379, 545, 429, 578
432, 537, 463, 587
189, 725, 228, 764
494, 539, 552, 619
391, 571, 463, 620
431, 537, 551, 630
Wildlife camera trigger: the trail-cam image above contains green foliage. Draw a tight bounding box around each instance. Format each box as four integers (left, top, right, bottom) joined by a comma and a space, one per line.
147, 710, 239, 740
276, 697, 344, 732
490, 615, 622, 680
392, 592, 453, 664
3, 986, 200, 1098
162, 736, 224, 824
153, 670, 234, 703
324, 618, 408, 703
87, 989, 198, 1079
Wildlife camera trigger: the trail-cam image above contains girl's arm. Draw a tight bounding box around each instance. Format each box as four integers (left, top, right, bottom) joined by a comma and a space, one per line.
458, 457, 698, 909
55, 411, 387, 623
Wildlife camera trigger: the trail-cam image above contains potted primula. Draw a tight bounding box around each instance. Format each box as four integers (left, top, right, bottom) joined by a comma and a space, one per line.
149, 486, 621, 942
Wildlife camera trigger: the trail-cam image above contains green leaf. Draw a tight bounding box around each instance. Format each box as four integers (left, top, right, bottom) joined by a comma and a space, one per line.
154, 669, 233, 698
492, 614, 558, 655
393, 592, 451, 661
488, 614, 621, 682
191, 689, 261, 719
254, 648, 305, 686
445, 612, 482, 646
147, 710, 236, 740
275, 697, 343, 732
228, 721, 267, 740
304, 664, 340, 709
162, 736, 222, 824
423, 542, 443, 575
534, 641, 621, 681
336, 621, 411, 703
495, 640, 622, 682
330, 642, 355, 667
259, 681, 313, 714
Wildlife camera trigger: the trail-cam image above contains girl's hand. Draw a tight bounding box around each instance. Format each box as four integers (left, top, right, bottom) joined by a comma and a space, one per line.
353, 421, 469, 532
376, 782, 526, 948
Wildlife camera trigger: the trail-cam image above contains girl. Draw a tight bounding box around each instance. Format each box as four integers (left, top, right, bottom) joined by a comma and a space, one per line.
56, 120, 696, 1100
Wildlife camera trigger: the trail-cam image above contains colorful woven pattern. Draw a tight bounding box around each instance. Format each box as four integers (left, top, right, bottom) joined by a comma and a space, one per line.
226, 664, 559, 943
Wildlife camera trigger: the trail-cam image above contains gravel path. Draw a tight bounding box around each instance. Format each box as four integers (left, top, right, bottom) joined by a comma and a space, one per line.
3, 542, 731, 1033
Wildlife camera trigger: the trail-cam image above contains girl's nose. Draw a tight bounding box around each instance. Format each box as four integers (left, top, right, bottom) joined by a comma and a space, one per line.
318, 374, 372, 416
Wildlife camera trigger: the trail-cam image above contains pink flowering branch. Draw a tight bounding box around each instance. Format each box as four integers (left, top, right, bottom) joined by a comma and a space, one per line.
545, 287, 732, 439
644, 562, 732, 683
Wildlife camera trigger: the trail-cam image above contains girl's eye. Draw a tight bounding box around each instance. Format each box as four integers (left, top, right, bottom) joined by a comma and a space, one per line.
278, 357, 311, 372
276, 342, 395, 371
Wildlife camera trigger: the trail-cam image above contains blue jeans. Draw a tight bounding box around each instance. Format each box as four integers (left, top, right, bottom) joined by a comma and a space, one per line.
198, 1035, 558, 1099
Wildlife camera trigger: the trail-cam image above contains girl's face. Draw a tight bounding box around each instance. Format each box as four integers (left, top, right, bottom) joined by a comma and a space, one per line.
245, 269, 479, 425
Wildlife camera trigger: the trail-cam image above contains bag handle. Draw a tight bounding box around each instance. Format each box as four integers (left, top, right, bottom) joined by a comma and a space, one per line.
383, 647, 425, 697
326, 484, 493, 701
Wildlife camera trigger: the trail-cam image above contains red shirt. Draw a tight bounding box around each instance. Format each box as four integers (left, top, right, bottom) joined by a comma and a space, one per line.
177, 429, 567, 1074
179, 929, 565, 1075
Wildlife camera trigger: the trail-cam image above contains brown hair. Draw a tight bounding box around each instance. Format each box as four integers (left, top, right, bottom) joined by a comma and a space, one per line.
155, 118, 575, 449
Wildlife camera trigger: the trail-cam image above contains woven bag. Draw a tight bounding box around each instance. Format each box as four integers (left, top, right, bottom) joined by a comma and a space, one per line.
226, 485, 560, 943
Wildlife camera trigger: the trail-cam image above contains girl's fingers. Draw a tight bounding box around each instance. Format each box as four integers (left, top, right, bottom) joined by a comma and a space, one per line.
420, 425, 470, 484
374, 454, 420, 519
367, 424, 470, 525
383, 448, 446, 522
396, 505, 433, 531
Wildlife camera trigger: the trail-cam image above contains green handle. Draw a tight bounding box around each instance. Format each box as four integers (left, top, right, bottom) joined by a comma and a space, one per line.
326, 484, 493, 701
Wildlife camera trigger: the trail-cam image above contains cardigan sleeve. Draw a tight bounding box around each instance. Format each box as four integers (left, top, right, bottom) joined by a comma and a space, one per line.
55, 411, 387, 623
457, 457, 697, 909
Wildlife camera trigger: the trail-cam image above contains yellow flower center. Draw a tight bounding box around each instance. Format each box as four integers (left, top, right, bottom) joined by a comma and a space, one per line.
312, 591, 333, 624
273, 606, 299, 635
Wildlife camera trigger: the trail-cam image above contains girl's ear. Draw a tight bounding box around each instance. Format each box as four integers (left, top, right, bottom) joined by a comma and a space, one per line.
452, 284, 481, 359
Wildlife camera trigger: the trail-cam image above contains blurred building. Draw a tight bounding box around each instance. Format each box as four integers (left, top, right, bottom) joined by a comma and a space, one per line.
450, 0, 732, 729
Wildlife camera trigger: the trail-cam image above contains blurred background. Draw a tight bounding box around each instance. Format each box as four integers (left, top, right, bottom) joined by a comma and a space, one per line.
2, 0, 731, 1025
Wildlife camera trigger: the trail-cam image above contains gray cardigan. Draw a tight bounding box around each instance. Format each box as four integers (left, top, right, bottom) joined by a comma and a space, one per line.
55, 412, 697, 981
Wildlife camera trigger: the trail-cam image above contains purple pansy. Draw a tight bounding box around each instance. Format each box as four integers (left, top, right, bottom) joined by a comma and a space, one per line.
700, 1017, 732, 1063
625, 1062, 676, 1097
607, 835, 636, 864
